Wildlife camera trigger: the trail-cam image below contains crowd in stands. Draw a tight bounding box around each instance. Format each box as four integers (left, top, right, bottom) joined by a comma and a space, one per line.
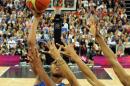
0, 0, 130, 64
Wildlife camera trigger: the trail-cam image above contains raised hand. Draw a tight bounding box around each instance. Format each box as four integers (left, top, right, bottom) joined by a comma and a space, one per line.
34, 12, 42, 18
45, 41, 80, 86
27, 48, 41, 65
45, 41, 61, 60
57, 41, 79, 61
59, 41, 105, 86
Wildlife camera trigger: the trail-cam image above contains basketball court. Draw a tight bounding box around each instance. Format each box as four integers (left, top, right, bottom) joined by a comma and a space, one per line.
0, 54, 130, 86
0, 0, 130, 86
0, 66, 130, 86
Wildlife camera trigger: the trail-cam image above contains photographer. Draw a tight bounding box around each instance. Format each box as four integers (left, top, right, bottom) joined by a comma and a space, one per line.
87, 37, 96, 64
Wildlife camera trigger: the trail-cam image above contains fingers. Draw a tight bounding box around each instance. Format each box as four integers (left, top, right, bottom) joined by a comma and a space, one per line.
27, 50, 34, 62
44, 42, 50, 52
61, 39, 67, 46
67, 39, 70, 45
58, 45, 62, 51
51, 40, 55, 45
27, 55, 33, 62
60, 51, 67, 56
27, 48, 39, 62
47, 40, 56, 49
56, 43, 61, 47
35, 48, 38, 54
47, 41, 51, 49
42, 51, 50, 54
56, 43, 65, 50
33, 11, 42, 18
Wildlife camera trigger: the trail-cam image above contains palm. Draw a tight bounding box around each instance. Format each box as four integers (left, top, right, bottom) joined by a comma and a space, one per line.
46, 41, 61, 59
64, 45, 76, 56
59, 42, 77, 60
27, 48, 41, 64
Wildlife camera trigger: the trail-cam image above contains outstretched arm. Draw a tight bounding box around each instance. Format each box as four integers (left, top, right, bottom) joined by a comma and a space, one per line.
27, 15, 54, 86
60, 43, 104, 86
88, 15, 130, 86
96, 33, 130, 86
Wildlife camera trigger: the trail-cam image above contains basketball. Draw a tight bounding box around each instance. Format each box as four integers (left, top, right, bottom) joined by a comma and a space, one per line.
26, 0, 50, 13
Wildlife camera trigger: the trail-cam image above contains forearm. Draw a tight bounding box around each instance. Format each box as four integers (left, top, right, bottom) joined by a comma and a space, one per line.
28, 16, 40, 45
30, 47, 55, 86
34, 63, 54, 86
96, 35, 117, 63
56, 57, 80, 86
28, 16, 40, 74
72, 54, 104, 86
28, 16, 54, 86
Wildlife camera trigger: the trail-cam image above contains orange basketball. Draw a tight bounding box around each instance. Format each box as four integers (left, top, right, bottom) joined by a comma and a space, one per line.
26, 0, 50, 13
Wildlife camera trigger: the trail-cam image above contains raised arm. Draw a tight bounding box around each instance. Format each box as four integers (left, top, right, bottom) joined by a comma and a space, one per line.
59, 43, 104, 86
28, 15, 39, 46
88, 15, 130, 86
96, 33, 130, 86
27, 14, 54, 86
46, 41, 80, 86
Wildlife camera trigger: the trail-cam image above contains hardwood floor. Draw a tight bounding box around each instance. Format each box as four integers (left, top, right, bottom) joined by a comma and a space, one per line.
0, 67, 130, 86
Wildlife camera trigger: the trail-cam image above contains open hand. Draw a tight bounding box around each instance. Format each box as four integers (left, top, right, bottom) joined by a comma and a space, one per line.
57, 41, 78, 61
27, 48, 41, 64
45, 41, 61, 60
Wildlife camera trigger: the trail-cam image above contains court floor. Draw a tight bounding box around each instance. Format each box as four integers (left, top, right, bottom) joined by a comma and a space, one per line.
0, 66, 130, 86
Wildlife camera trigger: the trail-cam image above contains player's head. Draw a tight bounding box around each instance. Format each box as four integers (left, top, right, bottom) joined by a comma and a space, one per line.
50, 61, 64, 78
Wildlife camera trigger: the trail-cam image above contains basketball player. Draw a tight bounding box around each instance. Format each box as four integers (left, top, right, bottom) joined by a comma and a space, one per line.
27, 14, 54, 86
28, 47, 78, 86
89, 17, 130, 86
27, 13, 80, 86
43, 15, 105, 86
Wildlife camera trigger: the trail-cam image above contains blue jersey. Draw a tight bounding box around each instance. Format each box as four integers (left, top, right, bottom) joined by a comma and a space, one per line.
35, 82, 45, 86
35, 82, 65, 86
56, 83, 65, 86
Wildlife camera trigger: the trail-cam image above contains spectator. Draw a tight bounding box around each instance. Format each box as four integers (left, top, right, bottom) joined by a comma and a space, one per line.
0, 0, 129, 64
116, 39, 125, 57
